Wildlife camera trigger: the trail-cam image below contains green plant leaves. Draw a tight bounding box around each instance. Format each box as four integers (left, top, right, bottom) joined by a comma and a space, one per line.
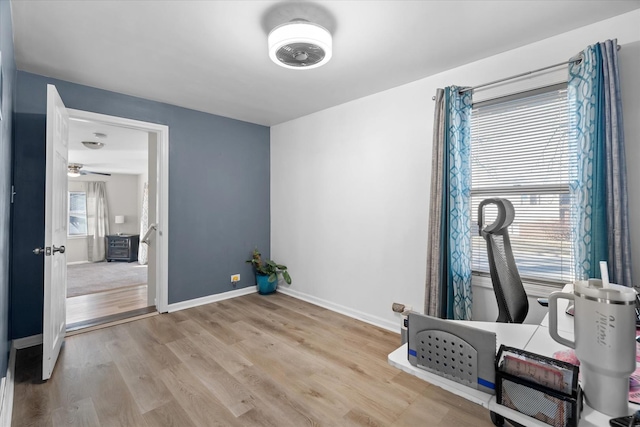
246, 248, 292, 286
282, 271, 292, 284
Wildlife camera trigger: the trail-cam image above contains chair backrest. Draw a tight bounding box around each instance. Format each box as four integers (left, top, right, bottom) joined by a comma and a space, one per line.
478, 198, 529, 324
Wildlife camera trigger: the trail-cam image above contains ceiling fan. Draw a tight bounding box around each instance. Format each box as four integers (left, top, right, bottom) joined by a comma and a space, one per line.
67, 163, 111, 177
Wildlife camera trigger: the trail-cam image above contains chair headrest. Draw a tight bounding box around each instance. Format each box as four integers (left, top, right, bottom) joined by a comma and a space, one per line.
478, 198, 515, 236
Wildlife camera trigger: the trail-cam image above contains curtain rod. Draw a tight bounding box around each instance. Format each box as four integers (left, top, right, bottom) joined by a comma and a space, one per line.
432, 44, 622, 99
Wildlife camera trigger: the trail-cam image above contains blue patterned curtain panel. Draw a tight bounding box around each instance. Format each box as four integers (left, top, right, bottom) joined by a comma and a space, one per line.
444, 86, 473, 320
568, 43, 607, 281
568, 38, 632, 285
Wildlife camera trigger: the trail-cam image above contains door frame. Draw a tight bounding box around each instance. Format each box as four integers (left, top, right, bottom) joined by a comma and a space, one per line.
67, 109, 169, 312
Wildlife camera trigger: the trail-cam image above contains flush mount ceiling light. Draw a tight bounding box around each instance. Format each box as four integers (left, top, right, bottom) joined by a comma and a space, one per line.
268, 19, 332, 69
81, 141, 105, 150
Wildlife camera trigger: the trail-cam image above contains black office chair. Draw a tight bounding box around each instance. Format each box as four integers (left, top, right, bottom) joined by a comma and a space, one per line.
478, 198, 529, 324
479, 198, 530, 427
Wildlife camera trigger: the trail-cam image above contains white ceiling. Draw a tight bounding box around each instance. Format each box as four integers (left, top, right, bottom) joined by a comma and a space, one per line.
11, 1, 640, 127
68, 119, 148, 175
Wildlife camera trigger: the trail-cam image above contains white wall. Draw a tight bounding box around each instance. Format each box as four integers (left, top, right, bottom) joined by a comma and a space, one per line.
271, 10, 640, 332
102, 174, 140, 235
66, 173, 142, 264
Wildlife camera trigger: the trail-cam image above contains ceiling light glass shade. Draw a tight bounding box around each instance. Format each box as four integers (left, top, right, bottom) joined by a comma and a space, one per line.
268, 20, 332, 69
82, 141, 105, 149
67, 171, 81, 178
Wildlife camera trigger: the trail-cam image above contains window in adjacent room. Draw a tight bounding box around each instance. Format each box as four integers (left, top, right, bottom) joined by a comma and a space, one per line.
68, 191, 88, 236
470, 84, 576, 285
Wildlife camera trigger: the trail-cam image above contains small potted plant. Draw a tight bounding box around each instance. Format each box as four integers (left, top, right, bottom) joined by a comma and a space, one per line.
246, 248, 292, 295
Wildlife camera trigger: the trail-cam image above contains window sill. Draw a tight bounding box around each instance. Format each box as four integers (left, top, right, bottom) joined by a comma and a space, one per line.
471, 274, 564, 298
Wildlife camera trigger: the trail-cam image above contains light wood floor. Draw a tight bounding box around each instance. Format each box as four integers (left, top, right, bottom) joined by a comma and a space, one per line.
66, 284, 150, 326
13, 292, 495, 426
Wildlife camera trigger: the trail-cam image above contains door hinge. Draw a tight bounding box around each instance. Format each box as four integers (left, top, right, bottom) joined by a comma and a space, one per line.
10, 185, 15, 204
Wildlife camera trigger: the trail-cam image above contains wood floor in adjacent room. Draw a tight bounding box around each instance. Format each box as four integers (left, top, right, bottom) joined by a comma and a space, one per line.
66, 284, 150, 326
12, 292, 494, 427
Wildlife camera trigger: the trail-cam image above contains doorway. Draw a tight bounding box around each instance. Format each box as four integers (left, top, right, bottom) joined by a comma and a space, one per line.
64, 110, 169, 331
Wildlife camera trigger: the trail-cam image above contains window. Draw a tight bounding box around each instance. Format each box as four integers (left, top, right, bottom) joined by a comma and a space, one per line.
68, 191, 88, 236
470, 84, 576, 285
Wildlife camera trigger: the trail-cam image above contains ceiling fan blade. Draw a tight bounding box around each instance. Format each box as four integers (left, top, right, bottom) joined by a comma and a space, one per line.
79, 170, 111, 176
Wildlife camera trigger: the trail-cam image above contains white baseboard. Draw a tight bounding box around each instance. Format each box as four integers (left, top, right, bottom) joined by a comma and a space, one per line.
0, 343, 16, 427
66, 261, 90, 266
13, 334, 43, 349
167, 287, 257, 312
277, 287, 399, 333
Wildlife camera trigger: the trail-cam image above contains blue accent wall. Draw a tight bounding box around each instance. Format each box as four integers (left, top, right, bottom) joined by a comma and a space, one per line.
11, 72, 270, 339
0, 0, 16, 375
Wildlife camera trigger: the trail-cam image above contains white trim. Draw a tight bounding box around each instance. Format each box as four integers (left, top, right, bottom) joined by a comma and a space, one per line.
66, 109, 169, 313
277, 287, 399, 333
66, 260, 90, 266
65, 312, 158, 337
167, 287, 257, 313
157, 121, 169, 313
13, 334, 43, 349
523, 283, 562, 298
0, 344, 16, 427
471, 274, 561, 298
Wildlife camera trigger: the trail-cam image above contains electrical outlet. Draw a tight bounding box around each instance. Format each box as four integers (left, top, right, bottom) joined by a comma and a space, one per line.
231, 274, 240, 284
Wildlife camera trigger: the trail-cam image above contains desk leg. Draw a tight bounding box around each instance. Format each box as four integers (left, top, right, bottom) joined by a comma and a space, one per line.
491, 411, 525, 427
490, 411, 504, 426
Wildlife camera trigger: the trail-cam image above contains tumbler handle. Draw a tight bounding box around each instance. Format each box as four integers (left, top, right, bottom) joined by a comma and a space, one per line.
548, 292, 575, 349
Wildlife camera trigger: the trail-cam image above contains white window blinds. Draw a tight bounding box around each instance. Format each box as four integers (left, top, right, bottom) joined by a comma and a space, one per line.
470, 84, 576, 285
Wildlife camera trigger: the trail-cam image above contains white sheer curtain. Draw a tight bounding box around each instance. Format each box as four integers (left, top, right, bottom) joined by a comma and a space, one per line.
86, 181, 110, 262
138, 182, 149, 265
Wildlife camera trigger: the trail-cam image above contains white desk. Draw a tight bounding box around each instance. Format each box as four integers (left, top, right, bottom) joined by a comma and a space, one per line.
388, 322, 538, 408
389, 344, 493, 407
511, 325, 640, 427
388, 302, 639, 426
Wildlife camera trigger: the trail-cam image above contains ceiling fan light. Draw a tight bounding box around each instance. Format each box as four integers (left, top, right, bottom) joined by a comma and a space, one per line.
268, 20, 332, 70
68, 163, 82, 177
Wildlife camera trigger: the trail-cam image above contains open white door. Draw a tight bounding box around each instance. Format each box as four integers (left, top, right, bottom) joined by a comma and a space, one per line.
42, 84, 69, 380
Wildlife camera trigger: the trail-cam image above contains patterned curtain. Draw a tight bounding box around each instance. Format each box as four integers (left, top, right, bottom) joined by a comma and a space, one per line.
86, 181, 110, 262
138, 182, 149, 265
425, 86, 473, 320
569, 39, 632, 285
